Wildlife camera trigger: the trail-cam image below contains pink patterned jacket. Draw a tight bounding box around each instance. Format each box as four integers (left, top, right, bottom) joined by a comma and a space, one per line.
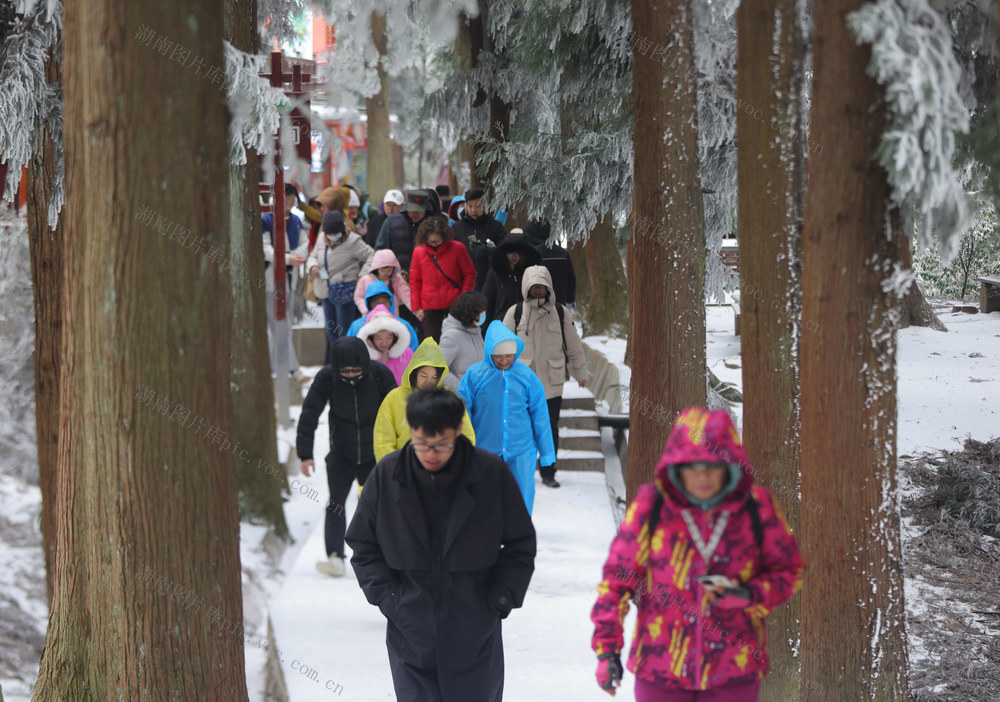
591, 407, 805, 691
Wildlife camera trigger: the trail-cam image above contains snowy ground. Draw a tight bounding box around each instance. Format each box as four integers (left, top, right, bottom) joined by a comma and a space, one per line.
2, 303, 997, 700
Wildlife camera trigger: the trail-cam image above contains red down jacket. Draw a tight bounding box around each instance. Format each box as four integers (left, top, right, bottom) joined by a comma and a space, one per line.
409, 240, 476, 312
591, 407, 805, 691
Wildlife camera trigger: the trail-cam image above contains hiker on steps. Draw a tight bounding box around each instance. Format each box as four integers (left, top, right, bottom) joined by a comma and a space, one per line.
590, 407, 805, 701
502, 264, 588, 489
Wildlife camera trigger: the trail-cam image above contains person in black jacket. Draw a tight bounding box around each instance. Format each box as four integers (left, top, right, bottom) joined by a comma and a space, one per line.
375, 189, 430, 271
346, 389, 536, 702
298, 336, 397, 578
522, 218, 576, 307
451, 187, 507, 291
481, 231, 542, 323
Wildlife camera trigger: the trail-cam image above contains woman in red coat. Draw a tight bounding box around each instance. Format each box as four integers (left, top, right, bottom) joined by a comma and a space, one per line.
409, 215, 476, 341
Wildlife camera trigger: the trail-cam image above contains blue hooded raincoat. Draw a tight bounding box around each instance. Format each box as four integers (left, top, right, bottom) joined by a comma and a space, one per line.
348, 280, 419, 351
458, 321, 555, 513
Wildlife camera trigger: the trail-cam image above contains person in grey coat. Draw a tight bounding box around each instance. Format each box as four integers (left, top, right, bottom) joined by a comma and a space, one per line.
346, 389, 536, 702
438, 291, 486, 391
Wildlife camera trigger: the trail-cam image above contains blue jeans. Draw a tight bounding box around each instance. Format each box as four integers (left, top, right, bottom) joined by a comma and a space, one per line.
322, 297, 357, 350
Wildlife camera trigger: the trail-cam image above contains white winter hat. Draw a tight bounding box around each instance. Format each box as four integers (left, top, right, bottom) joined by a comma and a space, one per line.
348, 190, 360, 208
383, 189, 405, 206
492, 340, 517, 356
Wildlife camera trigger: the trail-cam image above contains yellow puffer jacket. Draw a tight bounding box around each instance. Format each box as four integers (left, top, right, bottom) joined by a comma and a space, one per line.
373, 338, 476, 461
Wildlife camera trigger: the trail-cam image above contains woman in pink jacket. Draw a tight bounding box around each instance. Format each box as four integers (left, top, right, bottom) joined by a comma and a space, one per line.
591, 407, 804, 701
355, 304, 414, 386
353, 249, 412, 315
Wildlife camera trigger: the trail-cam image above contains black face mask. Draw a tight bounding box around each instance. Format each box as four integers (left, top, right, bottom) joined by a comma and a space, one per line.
339, 373, 363, 386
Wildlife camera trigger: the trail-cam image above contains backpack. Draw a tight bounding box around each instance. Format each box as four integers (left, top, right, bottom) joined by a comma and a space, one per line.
647, 489, 764, 554
513, 301, 569, 381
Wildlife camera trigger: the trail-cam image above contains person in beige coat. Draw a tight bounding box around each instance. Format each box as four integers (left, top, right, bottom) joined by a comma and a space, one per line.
502, 265, 588, 488
308, 211, 374, 352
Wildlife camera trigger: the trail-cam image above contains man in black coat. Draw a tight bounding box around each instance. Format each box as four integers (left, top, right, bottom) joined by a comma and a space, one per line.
375, 189, 430, 271
523, 218, 576, 307
346, 389, 536, 702
298, 336, 397, 578
481, 231, 543, 323
451, 187, 507, 291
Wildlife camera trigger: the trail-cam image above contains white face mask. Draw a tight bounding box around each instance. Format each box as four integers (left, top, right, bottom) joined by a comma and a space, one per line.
477, 311, 486, 326
326, 233, 343, 243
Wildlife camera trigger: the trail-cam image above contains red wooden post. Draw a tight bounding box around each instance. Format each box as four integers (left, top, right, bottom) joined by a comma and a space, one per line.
261, 51, 294, 319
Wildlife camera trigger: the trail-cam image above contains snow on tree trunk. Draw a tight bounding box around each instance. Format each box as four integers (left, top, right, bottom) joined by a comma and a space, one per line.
896, 210, 946, 331
736, 0, 805, 698
799, 1, 909, 699
25, 50, 63, 605
366, 10, 395, 201
32, 0, 248, 698
626, 0, 706, 501
224, 0, 289, 538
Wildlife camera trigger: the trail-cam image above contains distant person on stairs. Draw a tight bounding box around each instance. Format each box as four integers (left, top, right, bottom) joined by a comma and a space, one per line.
296, 336, 397, 578
503, 265, 589, 488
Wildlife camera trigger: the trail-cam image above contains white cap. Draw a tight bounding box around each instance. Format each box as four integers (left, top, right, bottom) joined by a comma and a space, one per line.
492, 340, 518, 356
348, 190, 360, 208
383, 189, 405, 206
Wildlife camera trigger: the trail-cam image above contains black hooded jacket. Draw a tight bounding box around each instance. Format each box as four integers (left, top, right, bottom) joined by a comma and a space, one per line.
523, 219, 576, 306
296, 336, 397, 465
375, 213, 421, 271
452, 212, 507, 291
481, 233, 542, 323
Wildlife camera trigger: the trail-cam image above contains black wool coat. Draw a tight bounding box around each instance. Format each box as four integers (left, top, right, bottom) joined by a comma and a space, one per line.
452, 213, 508, 291
481, 233, 543, 323
345, 437, 536, 701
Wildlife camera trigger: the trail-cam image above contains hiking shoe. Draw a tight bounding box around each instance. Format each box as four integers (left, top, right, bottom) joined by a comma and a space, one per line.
316, 555, 345, 577
541, 476, 561, 488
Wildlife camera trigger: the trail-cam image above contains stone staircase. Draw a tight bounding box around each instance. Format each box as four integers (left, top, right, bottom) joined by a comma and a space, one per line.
557, 392, 604, 472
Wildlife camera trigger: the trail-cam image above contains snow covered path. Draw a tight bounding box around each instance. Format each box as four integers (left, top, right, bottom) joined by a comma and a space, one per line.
268, 469, 636, 701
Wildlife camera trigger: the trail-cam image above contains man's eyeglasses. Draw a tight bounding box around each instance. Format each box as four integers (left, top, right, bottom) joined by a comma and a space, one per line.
412, 443, 455, 455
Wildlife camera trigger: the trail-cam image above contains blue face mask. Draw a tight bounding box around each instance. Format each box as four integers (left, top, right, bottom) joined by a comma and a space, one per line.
477, 311, 486, 326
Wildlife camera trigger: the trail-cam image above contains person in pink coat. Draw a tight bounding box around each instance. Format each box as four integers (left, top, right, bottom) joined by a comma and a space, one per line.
591, 407, 805, 701
356, 304, 414, 386
353, 249, 412, 315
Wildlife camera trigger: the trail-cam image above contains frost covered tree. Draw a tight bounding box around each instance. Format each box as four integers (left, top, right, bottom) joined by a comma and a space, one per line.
31, 0, 248, 698
735, 0, 805, 698
626, 0, 706, 499
798, 0, 909, 698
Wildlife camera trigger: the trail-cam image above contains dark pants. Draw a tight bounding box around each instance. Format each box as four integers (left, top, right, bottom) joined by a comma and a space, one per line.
421, 308, 449, 342
322, 296, 357, 348
634, 677, 760, 702
540, 396, 562, 481
325, 456, 375, 557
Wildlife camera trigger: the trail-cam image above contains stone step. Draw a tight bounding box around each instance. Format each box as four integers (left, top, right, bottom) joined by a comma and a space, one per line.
561, 395, 596, 411
556, 449, 604, 472
558, 427, 603, 451
559, 408, 599, 430
292, 326, 328, 367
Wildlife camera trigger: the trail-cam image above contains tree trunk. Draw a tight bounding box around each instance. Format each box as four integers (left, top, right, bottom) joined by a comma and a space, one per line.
567, 214, 627, 338
799, 1, 909, 699
626, 0, 706, 502
225, 0, 289, 537
468, 11, 486, 189
736, 0, 805, 699
896, 211, 946, 331
33, 0, 248, 698
25, 52, 63, 606
366, 10, 395, 200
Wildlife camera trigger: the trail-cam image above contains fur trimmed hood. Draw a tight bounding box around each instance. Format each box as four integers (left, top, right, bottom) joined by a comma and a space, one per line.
358, 305, 411, 359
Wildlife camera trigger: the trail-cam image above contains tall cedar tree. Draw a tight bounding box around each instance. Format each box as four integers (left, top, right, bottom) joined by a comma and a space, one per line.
799, 0, 909, 699
626, 0, 707, 500
567, 216, 627, 337
32, 0, 248, 698
736, 0, 804, 699
224, 0, 289, 536
366, 10, 395, 201
26, 52, 63, 604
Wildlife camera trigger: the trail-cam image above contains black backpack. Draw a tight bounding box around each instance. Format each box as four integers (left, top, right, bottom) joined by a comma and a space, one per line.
513, 301, 570, 381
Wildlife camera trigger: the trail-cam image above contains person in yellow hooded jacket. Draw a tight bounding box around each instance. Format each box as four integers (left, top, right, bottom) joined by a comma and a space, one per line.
374, 338, 476, 461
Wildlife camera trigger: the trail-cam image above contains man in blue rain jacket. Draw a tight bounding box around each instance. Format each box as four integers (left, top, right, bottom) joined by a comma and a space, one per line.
457, 321, 555, 513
